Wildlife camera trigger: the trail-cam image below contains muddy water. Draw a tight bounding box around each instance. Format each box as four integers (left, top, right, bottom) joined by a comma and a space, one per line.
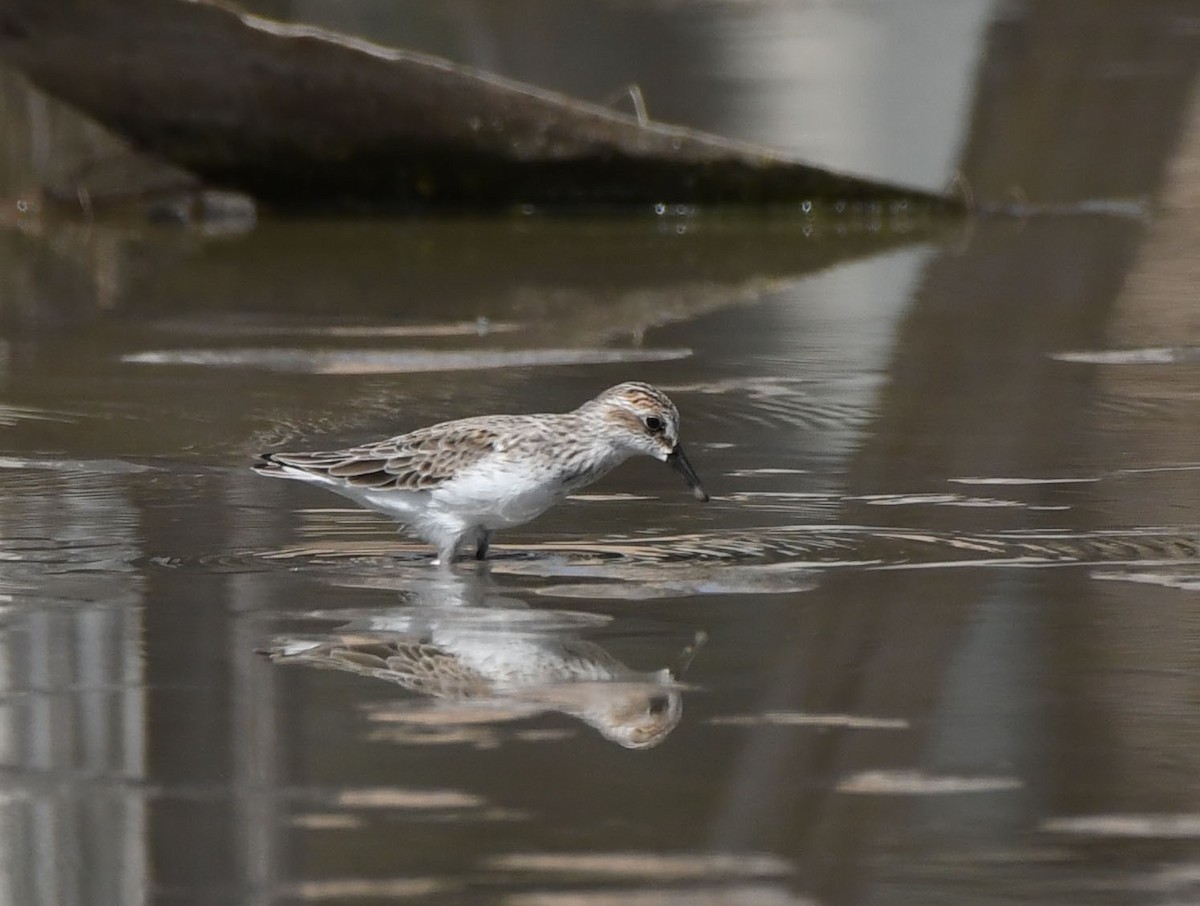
4, 3, 1200, 906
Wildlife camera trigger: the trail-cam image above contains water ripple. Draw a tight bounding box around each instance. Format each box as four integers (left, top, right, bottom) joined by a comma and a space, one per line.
1053, 347, 1200, 364
666, 377, 873, 432
837, 771, 1024, 795
1042, 814, 1200, 838
1091, 569, 1200, 591
256, 524, 1200, 578
122, 346, 691, 373
0, 404, 79, 427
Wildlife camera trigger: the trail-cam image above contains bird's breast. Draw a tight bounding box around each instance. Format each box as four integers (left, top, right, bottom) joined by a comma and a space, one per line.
432, 446, 625, 528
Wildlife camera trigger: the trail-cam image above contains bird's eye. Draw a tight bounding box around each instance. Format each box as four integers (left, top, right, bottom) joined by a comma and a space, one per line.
644, 416, 664, 433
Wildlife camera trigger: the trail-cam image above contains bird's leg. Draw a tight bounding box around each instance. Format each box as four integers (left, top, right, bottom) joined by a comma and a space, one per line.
433, 535, 461, 569
474, 529, 492, 561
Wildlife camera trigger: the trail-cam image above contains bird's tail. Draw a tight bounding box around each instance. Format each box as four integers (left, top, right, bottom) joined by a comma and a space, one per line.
252, 452, 288, 476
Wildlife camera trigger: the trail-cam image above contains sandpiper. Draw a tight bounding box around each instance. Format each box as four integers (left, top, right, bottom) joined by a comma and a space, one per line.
254, 382, 708, 565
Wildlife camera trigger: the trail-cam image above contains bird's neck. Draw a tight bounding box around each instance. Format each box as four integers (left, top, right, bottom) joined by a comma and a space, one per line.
556, 427, 633, 493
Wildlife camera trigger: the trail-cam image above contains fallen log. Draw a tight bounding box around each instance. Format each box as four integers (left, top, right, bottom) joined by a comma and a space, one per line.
0, 0, 959, 212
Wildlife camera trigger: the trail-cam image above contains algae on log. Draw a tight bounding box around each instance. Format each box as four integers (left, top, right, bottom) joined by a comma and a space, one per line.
0, 0, 958, 211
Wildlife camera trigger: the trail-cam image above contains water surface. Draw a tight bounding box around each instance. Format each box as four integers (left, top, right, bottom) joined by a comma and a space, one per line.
2, 2, 1200, 904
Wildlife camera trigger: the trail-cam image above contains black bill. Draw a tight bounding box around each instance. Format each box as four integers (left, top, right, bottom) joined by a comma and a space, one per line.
667, 444, 709, 502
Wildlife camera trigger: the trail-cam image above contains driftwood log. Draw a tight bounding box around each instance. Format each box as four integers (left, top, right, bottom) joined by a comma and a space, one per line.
0, 0, 959, 211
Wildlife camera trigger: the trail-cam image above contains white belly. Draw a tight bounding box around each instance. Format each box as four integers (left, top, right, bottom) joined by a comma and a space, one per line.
431, 467, 567, 530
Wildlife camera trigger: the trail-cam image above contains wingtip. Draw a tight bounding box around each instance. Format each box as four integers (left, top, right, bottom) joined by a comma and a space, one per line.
252, 452, 281, 474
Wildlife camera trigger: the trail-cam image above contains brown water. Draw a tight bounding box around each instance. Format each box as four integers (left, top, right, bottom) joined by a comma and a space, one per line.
3, 2, 1200, 905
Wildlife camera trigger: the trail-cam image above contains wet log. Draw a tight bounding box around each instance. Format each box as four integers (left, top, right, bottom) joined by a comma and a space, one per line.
0, 0, 958, 212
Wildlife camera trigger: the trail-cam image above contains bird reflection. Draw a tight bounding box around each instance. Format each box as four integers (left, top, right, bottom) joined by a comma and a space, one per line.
260, 573, 702, 749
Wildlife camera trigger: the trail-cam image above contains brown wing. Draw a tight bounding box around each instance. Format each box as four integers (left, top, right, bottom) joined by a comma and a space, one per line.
262, 635, 492, 698
257, 417, 510, 490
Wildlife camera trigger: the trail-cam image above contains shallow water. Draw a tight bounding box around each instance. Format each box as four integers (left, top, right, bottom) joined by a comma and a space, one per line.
4, 2, 1200, 905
